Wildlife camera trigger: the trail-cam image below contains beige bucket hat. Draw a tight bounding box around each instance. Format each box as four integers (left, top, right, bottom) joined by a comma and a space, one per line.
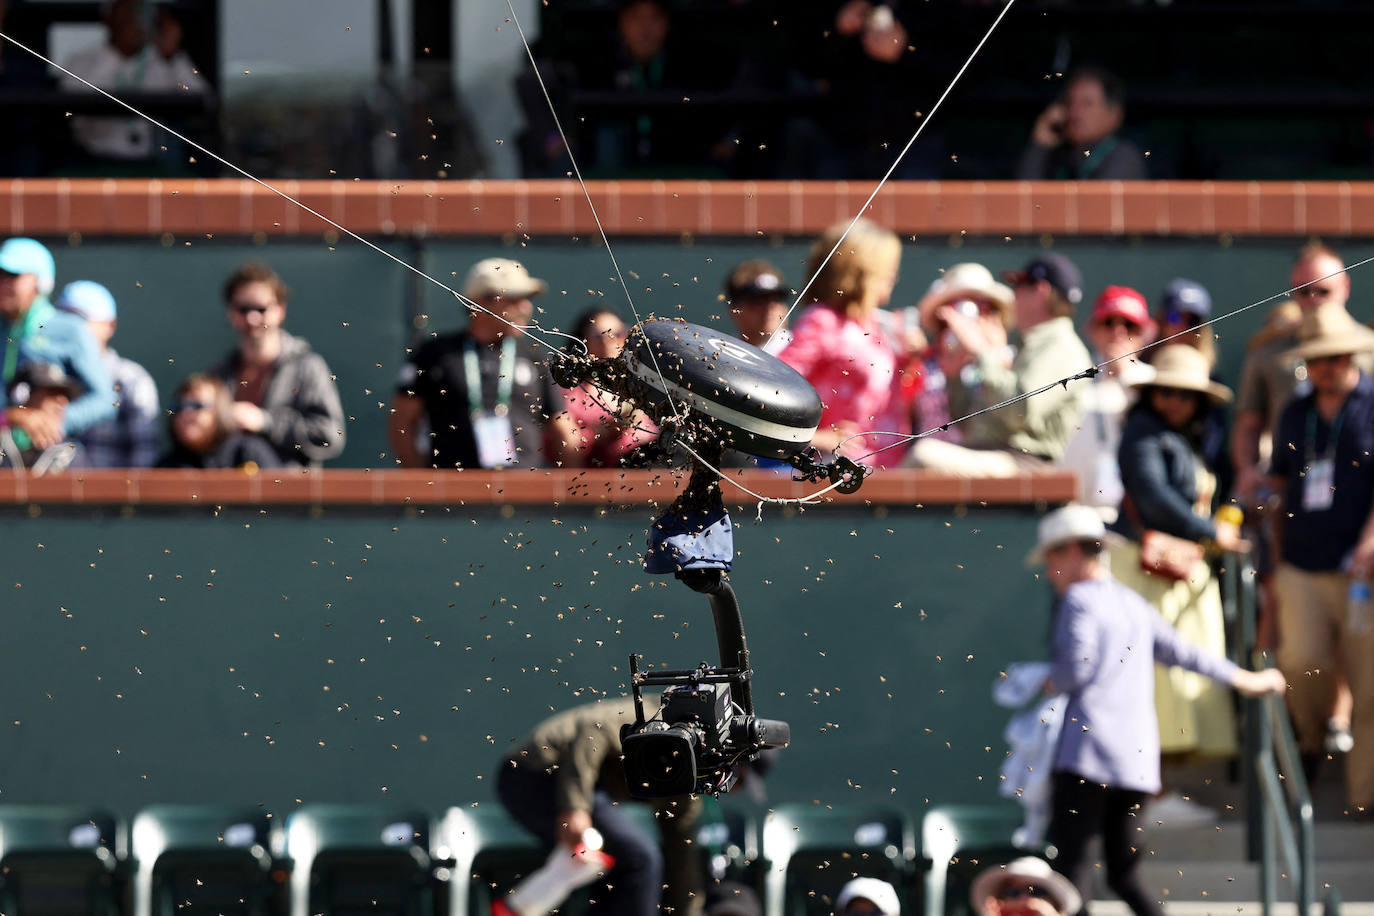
1280, 302, 1374, 362
916, 262, 1015, 333
1133, 344, 1231, 405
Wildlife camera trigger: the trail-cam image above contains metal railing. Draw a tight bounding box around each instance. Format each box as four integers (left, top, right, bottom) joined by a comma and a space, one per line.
1222, 556, 1331, 916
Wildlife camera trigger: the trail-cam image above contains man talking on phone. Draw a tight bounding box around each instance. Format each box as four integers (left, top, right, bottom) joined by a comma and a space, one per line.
1015, 66, 1147, 181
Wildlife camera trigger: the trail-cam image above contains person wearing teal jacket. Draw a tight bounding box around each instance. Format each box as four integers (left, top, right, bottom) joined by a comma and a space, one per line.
0, 238, 115, 452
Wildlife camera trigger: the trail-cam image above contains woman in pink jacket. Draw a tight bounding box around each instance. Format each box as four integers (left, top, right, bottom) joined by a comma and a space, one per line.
778, 218, 911, 466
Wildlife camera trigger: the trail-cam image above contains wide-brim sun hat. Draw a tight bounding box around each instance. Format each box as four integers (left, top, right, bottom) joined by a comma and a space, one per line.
836, 876, 901, 916
1133, 344, 1231, 405
969, 856, 1082, 916
1280, 302, 1374, 362
1024, 503, 1124, 567
461, 257, 548, 301
916, 262, 1015, 334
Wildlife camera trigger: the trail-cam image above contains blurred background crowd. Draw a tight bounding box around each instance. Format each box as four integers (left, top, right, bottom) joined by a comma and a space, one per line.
1, 0, 1373, 182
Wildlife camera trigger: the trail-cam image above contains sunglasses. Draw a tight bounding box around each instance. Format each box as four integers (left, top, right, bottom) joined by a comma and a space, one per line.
1152, 386, 1203, 402
1100, 316, 1142, 332
177, 399, 213, 412
230, 301, 271, 315
997, 884, 1052, 902
1163, 309, 1202, 328
1296, 286, 1333, 298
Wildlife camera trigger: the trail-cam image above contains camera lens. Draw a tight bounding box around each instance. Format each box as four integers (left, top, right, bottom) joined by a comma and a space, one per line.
623, 726, 698, 798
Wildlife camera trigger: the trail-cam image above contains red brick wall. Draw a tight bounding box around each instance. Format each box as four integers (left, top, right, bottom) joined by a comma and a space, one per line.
3, 179, 1369, 238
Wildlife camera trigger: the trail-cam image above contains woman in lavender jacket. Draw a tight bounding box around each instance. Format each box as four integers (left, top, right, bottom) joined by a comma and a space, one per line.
1028, 505, 1285, 916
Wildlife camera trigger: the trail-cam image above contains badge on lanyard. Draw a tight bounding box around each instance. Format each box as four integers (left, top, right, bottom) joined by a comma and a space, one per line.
472, 412, 518, 467
1302, 458, 1335, 512
1300, 404, 1343, 512
465, 336, 519, 468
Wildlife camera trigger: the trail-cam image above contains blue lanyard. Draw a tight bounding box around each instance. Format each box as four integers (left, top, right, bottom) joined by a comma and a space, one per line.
463, 336, 516, 417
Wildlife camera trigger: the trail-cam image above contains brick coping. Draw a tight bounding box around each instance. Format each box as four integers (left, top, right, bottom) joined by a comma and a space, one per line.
1, 179, 1365, 239
0, 468, 1076, 508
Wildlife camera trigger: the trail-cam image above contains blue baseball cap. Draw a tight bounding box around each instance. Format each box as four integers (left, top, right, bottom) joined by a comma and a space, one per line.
0, 237, 56, 296
56, 280, 118, 322
1161, 278, 1211, 320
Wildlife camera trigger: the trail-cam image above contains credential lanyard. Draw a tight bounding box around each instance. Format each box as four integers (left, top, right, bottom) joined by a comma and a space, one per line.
1305, 401, 1346, 465
463, 337, 516, 417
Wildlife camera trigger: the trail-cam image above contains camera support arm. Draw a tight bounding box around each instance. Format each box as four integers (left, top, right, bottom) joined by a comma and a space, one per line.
677, 568, 754, 718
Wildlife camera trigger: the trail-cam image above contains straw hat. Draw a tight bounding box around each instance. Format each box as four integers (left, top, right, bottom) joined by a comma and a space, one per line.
916, 263, 1015, 334
1280, 302, 1374, 362
969, 856, 1081, 916
1134, 345, 1231, 405
1025, 503, 1124, 567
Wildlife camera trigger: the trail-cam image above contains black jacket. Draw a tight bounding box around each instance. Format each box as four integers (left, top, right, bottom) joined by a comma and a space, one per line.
1113, 405, 1217, 544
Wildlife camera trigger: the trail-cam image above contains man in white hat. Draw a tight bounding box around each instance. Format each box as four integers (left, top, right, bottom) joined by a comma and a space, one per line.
970, 856, 1079, 916
834, 876, 901, 916
390, 257, 579, 469
1027, 504, 1285, 916
1269, 303, 1374, 818
906, 254, 1091, 475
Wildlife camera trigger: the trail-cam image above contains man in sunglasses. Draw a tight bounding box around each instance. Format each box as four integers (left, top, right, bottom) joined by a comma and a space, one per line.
970, 857, 1079, 916
208, 260, 346, 467
1233, 243, 1364, 505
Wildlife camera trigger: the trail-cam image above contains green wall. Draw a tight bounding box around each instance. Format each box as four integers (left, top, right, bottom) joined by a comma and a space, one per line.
41, 234, 1374, 468
16, 228, 1361, 819
2, 501, 1048, 819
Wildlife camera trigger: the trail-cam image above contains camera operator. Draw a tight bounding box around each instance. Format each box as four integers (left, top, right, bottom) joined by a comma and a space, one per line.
495, 695, 705, 916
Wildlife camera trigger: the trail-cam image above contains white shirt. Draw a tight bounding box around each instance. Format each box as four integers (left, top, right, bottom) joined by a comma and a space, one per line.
61, 42, 209, 160
1059, 356, 1155, 518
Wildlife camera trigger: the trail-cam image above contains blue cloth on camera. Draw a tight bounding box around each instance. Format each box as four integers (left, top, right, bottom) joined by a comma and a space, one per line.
644, 497, 734, 574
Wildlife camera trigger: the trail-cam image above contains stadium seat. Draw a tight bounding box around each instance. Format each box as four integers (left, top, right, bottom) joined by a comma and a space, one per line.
434, 806, 543, 916
0, 805, 122, 916
921, 804, 1028, 916
128, 804, 281, 916
281, 804, 436, 916
759, 804, 917, 916
698, 798, 761, 885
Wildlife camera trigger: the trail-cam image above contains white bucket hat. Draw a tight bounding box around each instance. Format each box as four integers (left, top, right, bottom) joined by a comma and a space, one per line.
1025, 504, 1123, 567
836, 876, 901, 915
462, 257, 548, 301
969, 856, 1081, 916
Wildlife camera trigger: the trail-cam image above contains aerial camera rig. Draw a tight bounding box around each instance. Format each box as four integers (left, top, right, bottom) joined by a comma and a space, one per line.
551, 318, 870, 797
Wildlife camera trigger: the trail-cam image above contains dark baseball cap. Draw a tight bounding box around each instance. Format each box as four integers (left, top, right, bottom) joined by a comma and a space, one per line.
13, 361, 84, 400
1160, 278, 1212, 320
1002, 252, 1083, 305
726, 260, 786, 301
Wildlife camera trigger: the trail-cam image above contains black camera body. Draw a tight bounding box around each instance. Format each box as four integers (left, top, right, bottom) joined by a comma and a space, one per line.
621, 662, 790, 799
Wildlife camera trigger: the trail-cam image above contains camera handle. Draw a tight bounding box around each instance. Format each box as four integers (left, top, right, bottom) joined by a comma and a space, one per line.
677, 568, 754, 718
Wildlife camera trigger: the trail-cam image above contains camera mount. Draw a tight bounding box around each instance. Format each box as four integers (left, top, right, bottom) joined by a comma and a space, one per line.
552, 318, 867, 798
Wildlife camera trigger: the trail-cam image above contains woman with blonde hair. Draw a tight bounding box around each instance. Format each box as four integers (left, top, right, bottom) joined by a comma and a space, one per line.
777, 218, 910, 465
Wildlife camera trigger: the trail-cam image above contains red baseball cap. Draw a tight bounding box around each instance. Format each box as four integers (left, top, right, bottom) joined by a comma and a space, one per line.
1091, 285, 1153, 331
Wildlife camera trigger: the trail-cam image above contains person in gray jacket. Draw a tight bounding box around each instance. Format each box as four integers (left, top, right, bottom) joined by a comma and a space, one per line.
1029, 505, 1285, 916
208, 261, 345, 467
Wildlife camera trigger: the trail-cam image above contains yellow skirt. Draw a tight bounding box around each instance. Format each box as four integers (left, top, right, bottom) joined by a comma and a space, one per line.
1108, 540, 1237, 757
